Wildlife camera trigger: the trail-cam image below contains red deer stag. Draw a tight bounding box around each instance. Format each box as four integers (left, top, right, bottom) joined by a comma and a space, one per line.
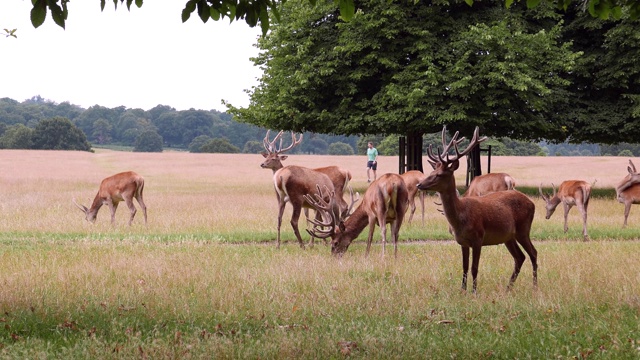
539, 180, 591, 241
261, 130, 353, 246
464, 173, 516, 197
616, 160, 640, 228
400, 170, 427, 225
73, 171, 147, 225
417, 127, 537, 293
273, 165, 354, 249
306, 173, 408, 257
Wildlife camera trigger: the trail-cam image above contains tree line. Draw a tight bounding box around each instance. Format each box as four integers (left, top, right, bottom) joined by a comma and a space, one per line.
1, 96, 638, 157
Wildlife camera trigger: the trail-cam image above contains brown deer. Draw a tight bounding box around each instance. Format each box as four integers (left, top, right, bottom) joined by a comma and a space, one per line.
306, 173, 408, 257
273, 165, 355, 249
73, 171, 147, 225
416, 127, 537, 293
616, 160, 640, 228
400, 170, 427, 224
464, 173, 516, 197
539, 180, 591, 241
261, 130, 352, 246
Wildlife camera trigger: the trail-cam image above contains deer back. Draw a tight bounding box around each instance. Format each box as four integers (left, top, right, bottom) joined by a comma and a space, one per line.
274, 165, 336, 209
617, 183, 640, 204
464, 173, 515, 197
400, 170, 425, 200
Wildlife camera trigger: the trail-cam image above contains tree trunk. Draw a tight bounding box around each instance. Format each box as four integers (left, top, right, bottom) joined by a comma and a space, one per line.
399, 132, 423, 174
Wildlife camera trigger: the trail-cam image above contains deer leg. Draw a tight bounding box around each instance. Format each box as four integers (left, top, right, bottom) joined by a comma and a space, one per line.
461, 246, 470, 291
379, 218, 387, 258
504, 240, 525, 291
108, 201, 118, 225
290, 204, 306, 249
562, 203, 571, 233
391, 219, 401, 258
623, 202, 632, 228
124, 198, 137, 226
419, 191, 426, 226
470, 245, 482, 293
365, 219, 377, 256
407, 198, 416, 224
577, 203, 589, 241
276, 200, 286, 249
135, 194, 148, 225
515, 234, 538, 289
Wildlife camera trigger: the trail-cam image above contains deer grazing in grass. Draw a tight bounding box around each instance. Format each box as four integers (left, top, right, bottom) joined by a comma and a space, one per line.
417, 127, 537, 293
273, 165, 355, 249
306, 173, 408, 257
400, 170, 427, 225
261, 130, 353, 246
539, 181, 591, 241
616, 160, 640, 228
464, 173, 516, 197
73, 171, 147, 225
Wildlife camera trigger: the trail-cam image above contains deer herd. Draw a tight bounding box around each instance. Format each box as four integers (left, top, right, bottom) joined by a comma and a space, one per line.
73, 127, 640, 292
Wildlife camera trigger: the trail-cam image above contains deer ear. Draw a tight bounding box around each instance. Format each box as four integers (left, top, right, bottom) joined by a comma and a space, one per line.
281, 155, 288, 161
261, 152, 268, 158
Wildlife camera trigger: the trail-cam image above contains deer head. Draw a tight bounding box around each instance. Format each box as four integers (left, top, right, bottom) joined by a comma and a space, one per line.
260, 130, 303, 172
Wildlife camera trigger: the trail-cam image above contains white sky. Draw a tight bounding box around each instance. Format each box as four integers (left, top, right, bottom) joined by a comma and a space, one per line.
0, 0, 263, 112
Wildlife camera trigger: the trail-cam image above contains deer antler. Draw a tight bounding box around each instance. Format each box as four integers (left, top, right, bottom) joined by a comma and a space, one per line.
304, 185, 338, 239
427, 126, 487, 165
263, 130, 303, 155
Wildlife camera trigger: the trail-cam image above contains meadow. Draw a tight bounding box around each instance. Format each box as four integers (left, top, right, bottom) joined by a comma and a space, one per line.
0, 149, 639, 359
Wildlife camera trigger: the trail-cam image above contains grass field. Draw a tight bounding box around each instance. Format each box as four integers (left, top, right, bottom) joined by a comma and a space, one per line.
0, 149, 639, 358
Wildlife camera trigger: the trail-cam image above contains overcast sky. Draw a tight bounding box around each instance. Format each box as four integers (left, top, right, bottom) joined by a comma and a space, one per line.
0, 1, 263, 112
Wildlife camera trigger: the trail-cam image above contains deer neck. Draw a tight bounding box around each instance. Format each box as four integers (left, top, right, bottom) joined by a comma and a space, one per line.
90, 194, 105, 214
438, 180, 465, 229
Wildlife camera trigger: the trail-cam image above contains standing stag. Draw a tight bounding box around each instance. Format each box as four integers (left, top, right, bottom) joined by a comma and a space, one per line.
464, 173, 516, 197
273, 165, 352, 249
261, 130, 353, 246
417, 127, 537, 292
539, 181, 591, 241
400, 170, 427, 224
73, 171, 147, 225
616, 160, 640, 228
306, 173, 408, 257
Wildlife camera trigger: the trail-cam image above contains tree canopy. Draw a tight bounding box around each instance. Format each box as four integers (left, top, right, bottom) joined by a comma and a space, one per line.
25, 0, 640, 35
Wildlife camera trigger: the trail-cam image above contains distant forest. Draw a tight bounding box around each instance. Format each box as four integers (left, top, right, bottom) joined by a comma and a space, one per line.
1, 96, 639, 157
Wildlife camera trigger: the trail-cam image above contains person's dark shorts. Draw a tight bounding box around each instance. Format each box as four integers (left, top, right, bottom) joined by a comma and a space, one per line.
367, 161, 377, 170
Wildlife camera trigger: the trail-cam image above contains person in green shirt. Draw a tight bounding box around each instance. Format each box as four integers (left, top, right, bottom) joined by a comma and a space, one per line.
366, 141, 379, 183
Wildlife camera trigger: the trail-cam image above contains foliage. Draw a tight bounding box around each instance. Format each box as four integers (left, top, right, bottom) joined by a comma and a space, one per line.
242, 140, 263, 154
327, 141, 354, 155
31, 117, 91, 151
0, 124, 33, 149
228, 0, 579, 143
199, 137, 241, 153
134, 130, 164, 152
188, 135, 212, 153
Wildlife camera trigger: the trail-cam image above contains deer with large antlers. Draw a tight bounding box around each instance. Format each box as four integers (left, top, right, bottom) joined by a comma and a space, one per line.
400, 170, 427, 225
616, 160, 640, 228
539, 180, 591, 241
261, 130, 353, 246
306, 173, 408, 257
464, 173, 516, 197
273, 165, 355, 249
417, 127, 537, 293
73, 171, 147, 225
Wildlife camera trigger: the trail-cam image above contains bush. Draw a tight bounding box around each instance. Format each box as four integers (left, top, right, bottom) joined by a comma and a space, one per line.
134, 130, 163, 152
328, 142, 354, 155
31, 117, 91, 151
200, 138, 241, 153
188, 135, 212, 153
243, 140, 264, 154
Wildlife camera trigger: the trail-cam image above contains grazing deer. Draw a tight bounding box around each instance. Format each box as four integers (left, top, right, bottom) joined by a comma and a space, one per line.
306, 173, 408, 257
73, 171, 147, 225
464, 173, 516, 197
400, 170, 427, 225
539, 181, 591, 241
261, 130, 352, 246
616, 160, 640, 228
273, 165, 353, 249
417, 127, 537, 293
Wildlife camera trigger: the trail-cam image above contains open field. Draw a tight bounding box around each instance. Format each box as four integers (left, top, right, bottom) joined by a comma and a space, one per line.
0, 150, 639, 358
